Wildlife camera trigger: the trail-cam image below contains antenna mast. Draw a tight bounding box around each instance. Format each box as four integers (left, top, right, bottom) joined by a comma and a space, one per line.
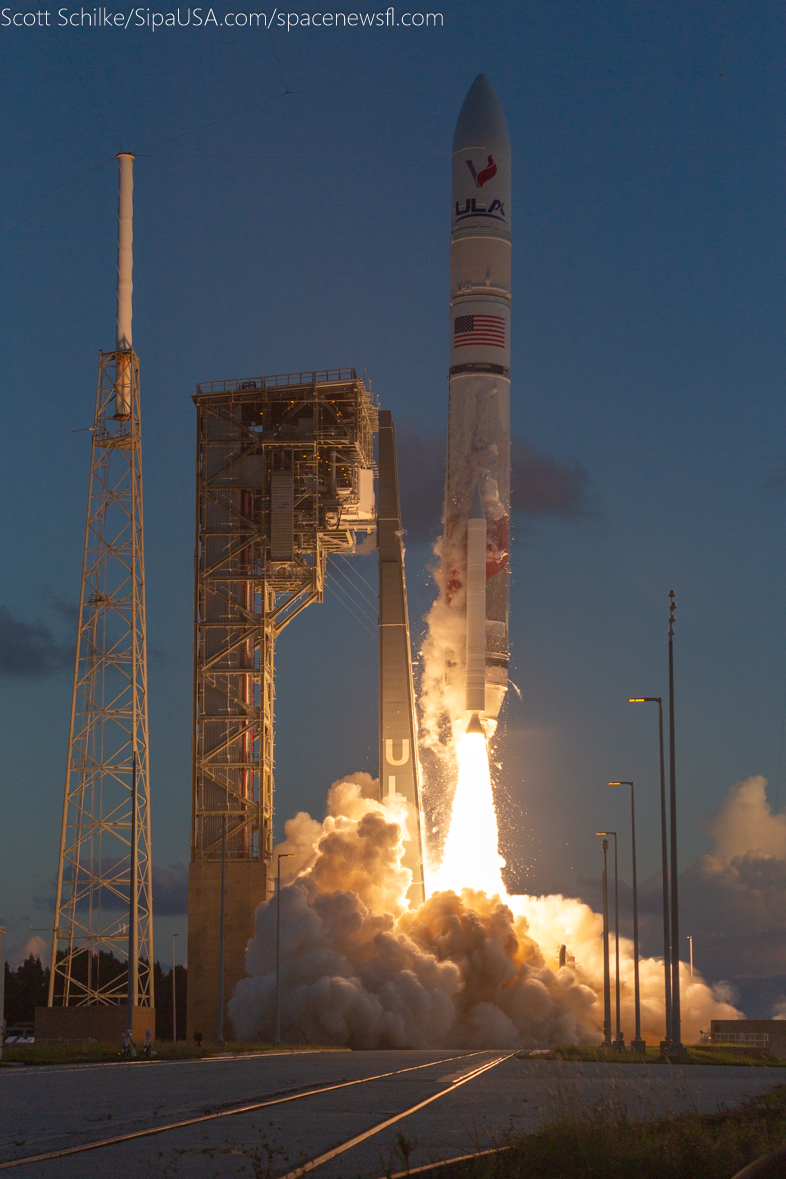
48, 154, 154, 1021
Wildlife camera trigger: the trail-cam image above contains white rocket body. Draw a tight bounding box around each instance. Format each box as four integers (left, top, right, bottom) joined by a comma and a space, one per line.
465, 486, 488, 715
445, 75, 511, 722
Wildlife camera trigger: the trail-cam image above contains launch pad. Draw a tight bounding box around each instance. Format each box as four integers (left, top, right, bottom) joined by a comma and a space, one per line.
188, 368, 378, 1039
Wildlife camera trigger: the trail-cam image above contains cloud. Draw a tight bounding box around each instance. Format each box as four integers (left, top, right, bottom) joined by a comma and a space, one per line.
0, 606, 72, 678
32, 862, 189, 917
509, 439, 594, 519
152, 863, 188, 915
393, 420, 594, 541
6, 934, 50, 969
703, 775, 786, 864
43, 591, 80, 628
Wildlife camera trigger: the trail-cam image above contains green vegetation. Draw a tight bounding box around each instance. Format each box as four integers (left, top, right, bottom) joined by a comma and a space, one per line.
531, 1044, 785, 1067
0, 1040, 332, 1066
4, 953, 188, 1041
428, 1085, 786, 1179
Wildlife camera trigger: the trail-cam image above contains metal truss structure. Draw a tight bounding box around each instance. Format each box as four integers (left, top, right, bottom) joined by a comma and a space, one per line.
192, 369, 377, 870
49, 349, 153, 1009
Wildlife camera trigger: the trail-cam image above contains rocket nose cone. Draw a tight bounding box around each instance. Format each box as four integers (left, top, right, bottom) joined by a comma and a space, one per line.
452, 74, 510, 154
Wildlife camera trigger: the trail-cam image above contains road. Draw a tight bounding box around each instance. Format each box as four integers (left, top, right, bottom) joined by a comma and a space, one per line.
1, 1049, 784, 1178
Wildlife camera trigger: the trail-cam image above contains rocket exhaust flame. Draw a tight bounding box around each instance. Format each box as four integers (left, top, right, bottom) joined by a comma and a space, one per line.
430, 732, 506, 899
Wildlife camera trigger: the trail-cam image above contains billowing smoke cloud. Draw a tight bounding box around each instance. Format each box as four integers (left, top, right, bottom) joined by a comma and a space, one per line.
229, 775, 741, 1048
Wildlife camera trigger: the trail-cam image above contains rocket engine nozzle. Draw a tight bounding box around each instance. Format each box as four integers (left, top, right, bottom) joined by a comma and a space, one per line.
465, 711, 485, 737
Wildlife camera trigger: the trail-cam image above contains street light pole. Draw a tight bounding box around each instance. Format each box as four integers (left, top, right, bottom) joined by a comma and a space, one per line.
600, 837, 611, 1048
275, 853, 295, 1046
599, 831, 621, 1048
687, 935, 694, 977
609, 782, 644, 1053
217, 813, 226, 1046
668, 590, 682, 1050
172, 933, 179, 1043
629, 695, 672, 1048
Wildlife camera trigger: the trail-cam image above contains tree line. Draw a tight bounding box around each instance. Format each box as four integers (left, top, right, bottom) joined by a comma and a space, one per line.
4, 953, 188, 1040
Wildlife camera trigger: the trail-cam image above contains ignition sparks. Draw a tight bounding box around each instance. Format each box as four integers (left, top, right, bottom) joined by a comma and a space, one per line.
430, 731, 507, 897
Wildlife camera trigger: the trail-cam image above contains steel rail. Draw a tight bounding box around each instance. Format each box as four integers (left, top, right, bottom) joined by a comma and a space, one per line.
0, 1052, 480, 1171
281, 1052, 517, 1179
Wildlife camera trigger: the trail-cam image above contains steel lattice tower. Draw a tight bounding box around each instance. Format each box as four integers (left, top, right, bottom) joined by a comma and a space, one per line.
48, 154, 154, 1018
188, 369, 377, 1039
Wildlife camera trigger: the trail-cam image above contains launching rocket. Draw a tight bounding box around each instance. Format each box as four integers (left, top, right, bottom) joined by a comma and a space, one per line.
445, 75, 511, 728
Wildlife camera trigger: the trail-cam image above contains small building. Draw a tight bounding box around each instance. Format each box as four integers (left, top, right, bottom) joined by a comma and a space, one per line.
710, 1019, 786, 1058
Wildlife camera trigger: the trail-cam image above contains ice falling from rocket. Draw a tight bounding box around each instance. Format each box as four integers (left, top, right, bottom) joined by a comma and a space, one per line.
445, 74, 511, 732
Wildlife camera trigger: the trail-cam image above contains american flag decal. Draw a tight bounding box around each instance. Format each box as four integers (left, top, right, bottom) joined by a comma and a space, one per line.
454, 314, 505, 348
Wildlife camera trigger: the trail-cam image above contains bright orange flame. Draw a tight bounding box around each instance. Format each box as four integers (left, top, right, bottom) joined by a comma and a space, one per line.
429, 731, 506, 897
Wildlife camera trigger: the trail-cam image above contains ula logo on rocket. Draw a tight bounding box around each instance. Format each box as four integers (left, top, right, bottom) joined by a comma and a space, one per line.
466, 155, 497, 188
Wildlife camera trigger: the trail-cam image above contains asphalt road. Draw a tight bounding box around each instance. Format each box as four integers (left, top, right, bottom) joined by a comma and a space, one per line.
1, 1049, 785, 1178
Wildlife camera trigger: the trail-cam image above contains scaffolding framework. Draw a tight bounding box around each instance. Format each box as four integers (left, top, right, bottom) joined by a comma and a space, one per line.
189, 369, 377, 1037
49, 349, 153, 1010
192, 369, 377, 865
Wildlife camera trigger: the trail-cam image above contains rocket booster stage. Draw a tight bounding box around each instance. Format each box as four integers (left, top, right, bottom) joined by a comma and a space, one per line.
445, 74, 511, 723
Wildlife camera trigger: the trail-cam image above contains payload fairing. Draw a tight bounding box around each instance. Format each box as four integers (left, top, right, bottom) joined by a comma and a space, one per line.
444, 75, 511, 726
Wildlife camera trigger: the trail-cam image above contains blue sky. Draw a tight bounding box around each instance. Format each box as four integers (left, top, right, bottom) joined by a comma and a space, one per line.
2, 0, 786, 1010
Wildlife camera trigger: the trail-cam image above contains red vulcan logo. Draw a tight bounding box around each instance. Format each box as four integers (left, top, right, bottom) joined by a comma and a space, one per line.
466, 155, 497, 188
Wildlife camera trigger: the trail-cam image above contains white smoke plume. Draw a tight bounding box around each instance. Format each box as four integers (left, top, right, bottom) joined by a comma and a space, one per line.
229, 774, 742, 1048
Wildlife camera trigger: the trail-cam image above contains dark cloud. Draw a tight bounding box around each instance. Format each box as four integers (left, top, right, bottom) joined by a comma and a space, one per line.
42, 587, 80, 627
393, 420, 595, 541
0, 606, 72, 678
510, 439, 594, 520
33, 862, 189, 917
152, 863, 188, 915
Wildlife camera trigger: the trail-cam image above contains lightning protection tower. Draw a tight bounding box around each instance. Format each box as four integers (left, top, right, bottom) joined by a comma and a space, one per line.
189, 369, 377, 1040
40, 154, 154, 1042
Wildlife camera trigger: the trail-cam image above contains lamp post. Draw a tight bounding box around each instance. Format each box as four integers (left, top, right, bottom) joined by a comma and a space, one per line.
599, 837, 611, 1047
687, 935, 693, 977
667, 590, 682, 1050
628, 695, 671, 1048
172, 933, 179, 1043
275, 853, 295, 1046
598, 831, 621, 1048
609, 782, 644, 1053
217, 813, 227, 1046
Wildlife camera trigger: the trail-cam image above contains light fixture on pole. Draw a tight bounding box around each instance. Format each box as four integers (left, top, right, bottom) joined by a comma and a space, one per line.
667, 590, 682, 1051
609, 782, 645, 1054
628, 695, 671, 1049
598, 831, 622, 1049
275, 853, 295, 1046
599, 836, 611, 1048
172, 933, 179, 1043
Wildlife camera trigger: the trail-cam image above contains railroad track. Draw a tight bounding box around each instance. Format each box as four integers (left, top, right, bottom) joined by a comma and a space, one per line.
0, 1050, 515, 1174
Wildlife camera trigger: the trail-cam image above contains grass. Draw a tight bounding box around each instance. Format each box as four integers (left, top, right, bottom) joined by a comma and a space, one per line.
426, 1084, 786, 1179
0, 1040, 339, 1066
531, 1044, 786, 1067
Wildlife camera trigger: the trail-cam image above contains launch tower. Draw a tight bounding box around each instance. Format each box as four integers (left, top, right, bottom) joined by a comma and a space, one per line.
42, 154, 155, 1041
189, 368, 377, 1039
